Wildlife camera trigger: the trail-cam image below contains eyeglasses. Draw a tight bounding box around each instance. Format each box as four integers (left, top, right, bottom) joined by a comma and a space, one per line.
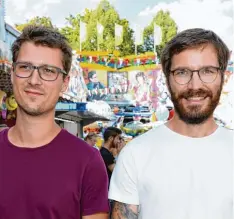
170, 66, 221, 85
12, 62, 68, 81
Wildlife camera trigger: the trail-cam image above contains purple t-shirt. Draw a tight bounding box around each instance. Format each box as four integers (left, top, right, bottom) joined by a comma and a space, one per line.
0, 129, 109, 219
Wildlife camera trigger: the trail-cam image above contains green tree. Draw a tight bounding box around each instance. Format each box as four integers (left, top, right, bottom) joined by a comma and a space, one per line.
142, 10, 178, 58
15, 16, 54, 32
60, 14, 81, 50
60, 0, 135, 56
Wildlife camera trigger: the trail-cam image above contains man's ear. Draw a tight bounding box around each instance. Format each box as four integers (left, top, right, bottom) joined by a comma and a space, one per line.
61, 76, 70, 93
108, 136, 114, 142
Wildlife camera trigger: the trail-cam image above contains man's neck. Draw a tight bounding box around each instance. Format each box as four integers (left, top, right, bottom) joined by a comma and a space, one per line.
8, 109, 61, 148
103, 142, 111, 150
166, 113, 218, 138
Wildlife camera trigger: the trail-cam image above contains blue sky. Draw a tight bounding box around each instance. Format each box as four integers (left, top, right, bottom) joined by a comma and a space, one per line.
5, 0, 234, 49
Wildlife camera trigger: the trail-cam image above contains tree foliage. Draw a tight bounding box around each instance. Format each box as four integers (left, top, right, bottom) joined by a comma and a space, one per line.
60, 14, 81, 50
60, 0, 135, 56
15, 16, 54, 32
14, 4, 178, 58
142, 10, 178, 58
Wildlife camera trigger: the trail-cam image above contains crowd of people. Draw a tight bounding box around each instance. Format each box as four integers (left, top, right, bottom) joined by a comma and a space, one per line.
0, 24, 232, 219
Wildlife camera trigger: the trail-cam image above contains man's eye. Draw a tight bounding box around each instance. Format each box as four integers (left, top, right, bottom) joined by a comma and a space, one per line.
42, 67, 56, 74
174, 70, 188, 76
203, 68, 215, 74
18, 64, 31, 70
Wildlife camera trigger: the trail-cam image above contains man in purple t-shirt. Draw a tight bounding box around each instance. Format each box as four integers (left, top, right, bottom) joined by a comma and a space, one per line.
0, 25, 109, 219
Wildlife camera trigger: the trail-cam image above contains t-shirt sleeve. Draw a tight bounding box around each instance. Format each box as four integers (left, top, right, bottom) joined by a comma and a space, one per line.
108, 143, 139, 205
81, 150, 109, 216
101, 150, 115, 166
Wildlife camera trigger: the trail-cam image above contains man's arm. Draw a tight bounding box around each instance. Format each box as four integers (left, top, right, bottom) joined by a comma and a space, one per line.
83, 213, 108, 219
81, 150, 109, 218
111, 201, 138, 219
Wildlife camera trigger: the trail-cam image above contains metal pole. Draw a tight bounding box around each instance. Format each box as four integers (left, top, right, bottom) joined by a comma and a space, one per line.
79, 19, 82, 52
135, 43, 137, 55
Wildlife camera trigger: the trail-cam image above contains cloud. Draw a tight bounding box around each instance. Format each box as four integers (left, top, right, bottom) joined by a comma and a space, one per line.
138, 0, 233, 49
44, 0, 61, 3
5, 0, 62, 23
5, 0, 118, 28
9, 0, 27, 13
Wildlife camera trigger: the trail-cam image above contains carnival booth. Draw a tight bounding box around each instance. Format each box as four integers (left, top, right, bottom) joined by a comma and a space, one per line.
55, 54, 112, 137
76, 50, 234, 138
75, 51, 174, 138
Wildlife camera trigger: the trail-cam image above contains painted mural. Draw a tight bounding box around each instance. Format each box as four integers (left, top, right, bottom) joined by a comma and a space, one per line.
82, 67, 166, 110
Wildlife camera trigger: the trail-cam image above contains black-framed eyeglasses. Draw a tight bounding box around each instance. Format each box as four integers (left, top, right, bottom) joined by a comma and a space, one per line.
170, 66, 221, 85
12, 62, 68, 81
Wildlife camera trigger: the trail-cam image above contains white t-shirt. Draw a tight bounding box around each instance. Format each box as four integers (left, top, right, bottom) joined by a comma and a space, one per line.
109, 124, 233, 219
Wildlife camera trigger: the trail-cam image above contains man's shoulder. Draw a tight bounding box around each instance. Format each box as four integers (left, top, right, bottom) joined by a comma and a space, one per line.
120, 124, 167, 156
217, 126, 234, 139
127, 124, 167, 147
86, 82, 93, 89
100, 147, 110, 154
100, 147, 113, 157
58, 129, 99, 157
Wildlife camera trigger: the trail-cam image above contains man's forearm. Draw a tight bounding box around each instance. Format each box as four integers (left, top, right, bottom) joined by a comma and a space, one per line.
111, 201, 138, 219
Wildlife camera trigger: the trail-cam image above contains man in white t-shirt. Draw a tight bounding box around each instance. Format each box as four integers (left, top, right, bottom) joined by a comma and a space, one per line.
109, 28, 233, 219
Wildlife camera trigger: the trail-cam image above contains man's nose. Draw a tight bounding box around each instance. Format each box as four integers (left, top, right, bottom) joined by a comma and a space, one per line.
27, 69, 43, 85
187, 71, 203, 89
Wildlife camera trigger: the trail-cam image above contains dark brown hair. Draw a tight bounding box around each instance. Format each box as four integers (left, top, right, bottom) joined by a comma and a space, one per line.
135, 72, 146, 81
161, 28, 230, 82
11, 25, 72, 74
103, 127, 122, 142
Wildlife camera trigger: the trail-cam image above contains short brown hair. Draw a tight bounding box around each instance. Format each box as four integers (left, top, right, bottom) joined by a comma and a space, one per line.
11, 25, 72, 74
103, 127, 122, 142
161, 28, 230, 83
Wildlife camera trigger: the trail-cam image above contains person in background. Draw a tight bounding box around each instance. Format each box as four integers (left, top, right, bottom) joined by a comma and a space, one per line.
0, 25, 109, 219
133, 72, 151, 106
86, 71, 106, 101
100, 127, 122, 185
84, 133, 99, 150
109, 28, 233, 219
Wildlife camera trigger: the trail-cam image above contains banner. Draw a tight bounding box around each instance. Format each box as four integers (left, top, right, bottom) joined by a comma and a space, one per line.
115, 24, 123, 46
97, 22, 104, 44
80, 21, 87, 43
135, 25, 144, 45
154, 24, 162, 46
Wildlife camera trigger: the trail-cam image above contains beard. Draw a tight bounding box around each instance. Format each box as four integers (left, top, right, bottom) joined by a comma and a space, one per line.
17, 102, 48, 116
15, 94, 56, 117
168, 85, 222, 125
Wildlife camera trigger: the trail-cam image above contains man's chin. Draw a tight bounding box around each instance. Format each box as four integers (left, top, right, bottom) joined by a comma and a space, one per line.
175, 104, 213, 125
18, 105, 44, 117
178, 113, 210, 125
